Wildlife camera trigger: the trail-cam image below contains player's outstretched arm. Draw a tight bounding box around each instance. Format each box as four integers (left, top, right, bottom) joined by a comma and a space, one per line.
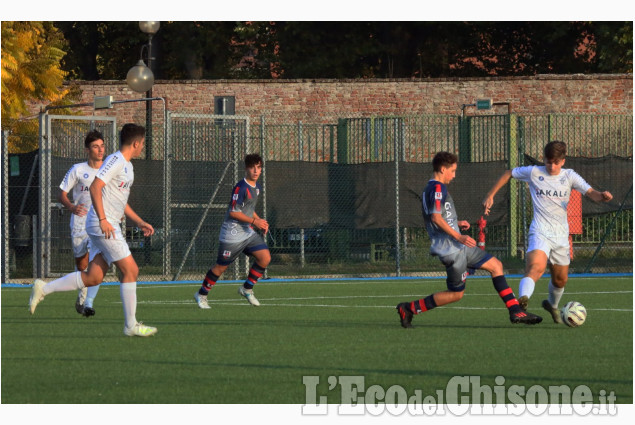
585, 188, 613, 203
124, 204, 154, 236
482, 170, 513, 215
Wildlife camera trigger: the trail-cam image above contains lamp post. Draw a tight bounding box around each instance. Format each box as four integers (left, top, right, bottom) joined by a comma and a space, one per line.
126, 21, 160, 159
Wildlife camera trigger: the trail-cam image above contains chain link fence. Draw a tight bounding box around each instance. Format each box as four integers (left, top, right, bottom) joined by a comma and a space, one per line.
2, 110, 632, 283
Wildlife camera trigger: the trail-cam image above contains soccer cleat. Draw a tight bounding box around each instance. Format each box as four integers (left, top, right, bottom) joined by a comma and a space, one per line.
541, 299, 563, 324
194, 292, 211, 309
238, 285, 260, 306
82, 307, 96, 317
75, 287, 88, 314
517, 295, 529, 311
510, 310, 543, 325
29, 279, 47, 314
124, 322, 157, 337
396, 302, 414, 328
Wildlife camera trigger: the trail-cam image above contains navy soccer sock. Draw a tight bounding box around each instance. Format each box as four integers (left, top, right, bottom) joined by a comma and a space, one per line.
243, 263, 266, 290
411, 295, 437, 314
200, 269, 220, 295
492, 275, 521, 313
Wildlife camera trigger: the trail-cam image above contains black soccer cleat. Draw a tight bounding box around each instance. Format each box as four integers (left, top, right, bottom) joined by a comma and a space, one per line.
396, 303, 414, 328
510, 310, 542, 325
81, 307, 96, 318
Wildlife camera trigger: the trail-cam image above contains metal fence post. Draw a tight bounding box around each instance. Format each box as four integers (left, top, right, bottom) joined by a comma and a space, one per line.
394, 129, 401, 276
163, 111, 172, 278
508, 114, 519, 258
37, 112, 49, 277
2, 130, 8, 282
260, 115, 269, 278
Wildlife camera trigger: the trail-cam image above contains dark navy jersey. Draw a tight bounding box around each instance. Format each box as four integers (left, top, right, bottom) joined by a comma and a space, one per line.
422, 179, 462, 256
219, 178, 262, 243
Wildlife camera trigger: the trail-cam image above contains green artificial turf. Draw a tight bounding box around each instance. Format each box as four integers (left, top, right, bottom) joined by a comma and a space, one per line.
2, 277, 632, 404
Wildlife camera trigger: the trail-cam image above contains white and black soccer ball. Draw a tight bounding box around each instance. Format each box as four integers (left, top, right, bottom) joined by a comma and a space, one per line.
560, 301, 587, 327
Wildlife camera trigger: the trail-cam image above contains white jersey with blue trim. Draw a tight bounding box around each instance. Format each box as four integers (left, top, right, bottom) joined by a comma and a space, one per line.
512, 165, 591, 238
59, 162, 99, 237
85, 151, 134, 229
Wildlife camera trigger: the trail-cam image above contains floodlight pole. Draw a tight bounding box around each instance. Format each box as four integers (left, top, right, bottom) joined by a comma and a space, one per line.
145, 34, 154, 160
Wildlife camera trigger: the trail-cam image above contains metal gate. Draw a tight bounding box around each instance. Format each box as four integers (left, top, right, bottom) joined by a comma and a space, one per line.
38, 114, 117, 277
165, 113, 252, 280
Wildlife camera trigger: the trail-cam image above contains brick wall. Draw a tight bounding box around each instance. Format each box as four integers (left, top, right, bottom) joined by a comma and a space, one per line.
55, 74, 632, 125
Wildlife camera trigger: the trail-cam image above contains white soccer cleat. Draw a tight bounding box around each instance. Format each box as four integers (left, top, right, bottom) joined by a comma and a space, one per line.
238, 285, 260, 306
75, 287, 88, 314
194, 292, 211, 309
29, 279, 47, 314
124, 322, 157, 337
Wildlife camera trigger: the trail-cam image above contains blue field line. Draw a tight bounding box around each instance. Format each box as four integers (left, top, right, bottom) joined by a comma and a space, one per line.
2, 272, 632, 288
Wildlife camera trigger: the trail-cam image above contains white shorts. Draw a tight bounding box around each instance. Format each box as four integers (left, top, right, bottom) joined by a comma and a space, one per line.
527, 232, 570, 266
71, 234, 91, 258
87, 225, 132, 266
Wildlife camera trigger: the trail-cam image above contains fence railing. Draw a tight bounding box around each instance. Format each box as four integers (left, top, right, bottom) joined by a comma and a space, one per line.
2, 112, 632, 282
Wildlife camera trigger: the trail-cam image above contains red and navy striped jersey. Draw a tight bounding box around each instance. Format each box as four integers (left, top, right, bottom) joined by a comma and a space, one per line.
219, 178, 262, 243
422, 179, 462, 256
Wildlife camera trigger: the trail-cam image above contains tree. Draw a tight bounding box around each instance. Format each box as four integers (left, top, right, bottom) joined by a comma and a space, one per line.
54, 21, 632, 81
1, 21, 69, 152
590, 22, 633, 73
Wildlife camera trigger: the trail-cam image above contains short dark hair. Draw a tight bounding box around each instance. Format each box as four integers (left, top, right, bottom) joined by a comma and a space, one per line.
120, 123, 145, 146
84, 130, 104, 148
432, 151, 458, 172
245, 153, 263, 168
544, 141, 566, 161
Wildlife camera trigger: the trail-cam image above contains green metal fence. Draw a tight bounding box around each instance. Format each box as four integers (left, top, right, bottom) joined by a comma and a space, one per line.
2, 111, 632, 282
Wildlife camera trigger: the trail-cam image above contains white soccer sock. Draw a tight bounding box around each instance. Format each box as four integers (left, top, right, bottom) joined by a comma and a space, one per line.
84, 285, 101, 308
42, 271, 85, 295
120, 282, 137, 330
547, 280, 564, 308
518, 277, 536, 298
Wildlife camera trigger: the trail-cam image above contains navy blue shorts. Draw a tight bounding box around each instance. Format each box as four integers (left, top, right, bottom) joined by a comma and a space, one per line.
216, 233, 269, 265
438, 246, 493, 292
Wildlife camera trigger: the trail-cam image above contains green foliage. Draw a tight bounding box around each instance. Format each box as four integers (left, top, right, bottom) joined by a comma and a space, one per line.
55, 21, 633, 81
1, 22, 68, 123
1, 22, 83, 152
591, 22, 633, 73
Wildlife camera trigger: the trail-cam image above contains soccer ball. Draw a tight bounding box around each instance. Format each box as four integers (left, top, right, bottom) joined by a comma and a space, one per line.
560, 301, 587, 327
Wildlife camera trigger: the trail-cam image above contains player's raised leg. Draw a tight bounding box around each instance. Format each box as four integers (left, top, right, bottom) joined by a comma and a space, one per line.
396, 290, 463, 328
30, 257, 107, 315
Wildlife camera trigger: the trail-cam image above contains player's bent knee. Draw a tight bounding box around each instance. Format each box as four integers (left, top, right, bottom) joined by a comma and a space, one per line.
452, 290, 465, 302
255, 252, 271, 268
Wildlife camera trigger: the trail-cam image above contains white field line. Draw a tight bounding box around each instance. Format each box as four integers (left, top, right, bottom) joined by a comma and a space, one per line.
133, 289, 634, 312
134, 300, 633, 312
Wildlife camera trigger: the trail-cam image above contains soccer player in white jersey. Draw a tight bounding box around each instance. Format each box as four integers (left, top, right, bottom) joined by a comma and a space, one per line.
58, 130, 105, 317
483, 141, 613, 323
30, 124, 157, 337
